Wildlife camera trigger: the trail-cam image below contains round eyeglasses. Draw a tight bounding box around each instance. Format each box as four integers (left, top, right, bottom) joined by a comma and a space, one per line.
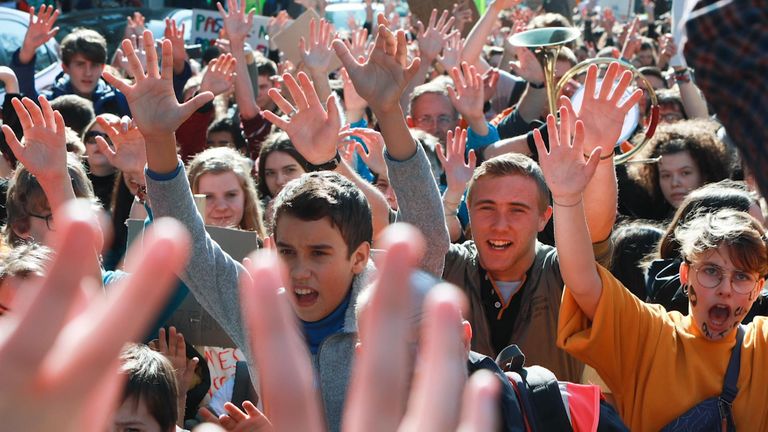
691, 263, 760, 295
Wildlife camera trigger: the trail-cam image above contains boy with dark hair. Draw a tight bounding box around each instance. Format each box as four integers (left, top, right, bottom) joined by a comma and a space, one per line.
107, 29, 446, 431
114, 344, 179, 432
49, 94, 95, 134
12, 13, 131, 116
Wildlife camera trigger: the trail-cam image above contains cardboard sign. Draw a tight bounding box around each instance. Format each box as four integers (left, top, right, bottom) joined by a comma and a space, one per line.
407, 0, 479, 37
127, 219, 260, 348
190, 9, 271, 55
271, 8, 343, 70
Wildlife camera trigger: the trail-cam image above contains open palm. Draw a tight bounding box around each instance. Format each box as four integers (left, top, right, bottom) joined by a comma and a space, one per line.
561, 62, 643, 154
333, 20, 421, 114
94, 116, 147, 175
103, 32, 213, 138
1, 96, 66, 183
535, 108, 601, 204
262, 72, 341, 165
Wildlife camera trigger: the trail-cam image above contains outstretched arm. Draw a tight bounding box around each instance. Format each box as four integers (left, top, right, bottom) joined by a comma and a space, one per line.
437, 128, 476, 242
262, 73, 390, 238
562, 62, 643, 242
217, 0, 260, 120
462, 0, 519, 73
534, 109, 603, 320
104, 33, 252, 355
333, 17, 449, 275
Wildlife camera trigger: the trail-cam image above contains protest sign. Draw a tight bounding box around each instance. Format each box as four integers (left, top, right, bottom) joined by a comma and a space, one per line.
127, 220, 261, 348
190, 8, 271, 54
272, 8, 343, 70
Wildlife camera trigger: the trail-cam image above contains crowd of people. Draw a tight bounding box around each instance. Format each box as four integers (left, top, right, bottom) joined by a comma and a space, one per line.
1, 0, 767, 430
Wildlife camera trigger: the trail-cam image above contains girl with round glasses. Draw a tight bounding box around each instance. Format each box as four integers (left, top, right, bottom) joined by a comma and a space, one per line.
539, 119, 768, 430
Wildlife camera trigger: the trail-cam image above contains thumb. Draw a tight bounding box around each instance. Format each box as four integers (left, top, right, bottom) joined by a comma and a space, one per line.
95, 136, 116, 161
332, 39, 360, 71
583, 147, 602, 180
180, 91, 215, 122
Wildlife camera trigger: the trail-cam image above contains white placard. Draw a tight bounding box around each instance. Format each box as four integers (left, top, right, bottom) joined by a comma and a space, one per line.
191, 9, 271, 55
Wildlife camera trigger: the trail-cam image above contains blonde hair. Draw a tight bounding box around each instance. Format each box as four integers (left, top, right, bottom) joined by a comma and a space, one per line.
187, 147, 266, 238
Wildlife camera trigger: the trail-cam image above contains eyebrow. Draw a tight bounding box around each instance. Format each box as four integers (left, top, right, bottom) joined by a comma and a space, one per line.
276, 241, 334, 250
472, 199, 532, 209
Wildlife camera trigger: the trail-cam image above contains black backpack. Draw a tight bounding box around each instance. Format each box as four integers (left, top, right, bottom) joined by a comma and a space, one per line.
495, 345, 629, 432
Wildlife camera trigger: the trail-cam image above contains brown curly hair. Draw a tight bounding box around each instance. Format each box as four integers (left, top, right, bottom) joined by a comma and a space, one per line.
630, 119, 731, 210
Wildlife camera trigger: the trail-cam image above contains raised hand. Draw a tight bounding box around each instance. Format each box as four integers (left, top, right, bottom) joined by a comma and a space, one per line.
447, 62, 486, 131
124, 11, 146, 39
340, 127, 387, 175
266, 10, 291, 50
438, 31, 464, 72
217, 0, 255, 45
149, 327, 199, 397
340, 67, 367, 118
199, 401, 273, 432
657, 33, 676, 67
414, 9, 455, 61
0, 201, 190, 432
164, 18, 188, 74
332, 17, 422, 114
113, 34, 149, 78
509, 46, 545, 85
436, 127, 476, 196
103, 31, 213, 139
262, 72, 341, 165
200, 53, 237, 96
534, 108, 601, 206
299, 18, 336, 76
1, 96, 67, 184
93, 115, 147, 176
619, 17, 640, 59
19, 5, 60, 64
559, 62, 643, 156
343, 26, 371, 63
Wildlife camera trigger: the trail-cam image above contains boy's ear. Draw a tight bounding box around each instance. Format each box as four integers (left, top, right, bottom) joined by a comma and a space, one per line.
679, 261, 690, 286
538, 205, 553, 232
350, 241, 371, 274
11, 221, 31, 242
405, 115, 415, 128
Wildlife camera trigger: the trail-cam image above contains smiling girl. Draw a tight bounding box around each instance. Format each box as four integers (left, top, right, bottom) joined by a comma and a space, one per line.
187, 147, 266, 237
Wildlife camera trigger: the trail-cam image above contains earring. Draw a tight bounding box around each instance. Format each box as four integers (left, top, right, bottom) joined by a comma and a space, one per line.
682, 284, 689, 296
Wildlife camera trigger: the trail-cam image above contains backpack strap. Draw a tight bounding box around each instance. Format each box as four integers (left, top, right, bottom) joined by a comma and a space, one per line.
231, 360, 258, 408
718, 325, 744, 431
523, 366, 574, 432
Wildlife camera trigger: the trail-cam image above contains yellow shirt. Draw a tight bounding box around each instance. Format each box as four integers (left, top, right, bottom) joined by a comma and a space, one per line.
557, 265, 768, 432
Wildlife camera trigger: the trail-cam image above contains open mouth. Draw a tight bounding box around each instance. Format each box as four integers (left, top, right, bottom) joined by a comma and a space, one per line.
294, 287, 319, 307
708, 304, 732, 329
487, 240, 512, 250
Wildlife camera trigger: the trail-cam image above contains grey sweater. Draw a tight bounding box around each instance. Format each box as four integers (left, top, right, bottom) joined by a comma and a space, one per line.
146, 165, 371, 431
145, 144, 445, 430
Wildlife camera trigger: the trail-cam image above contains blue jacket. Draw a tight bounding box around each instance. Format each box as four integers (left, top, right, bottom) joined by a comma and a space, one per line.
11, 48, 130, 116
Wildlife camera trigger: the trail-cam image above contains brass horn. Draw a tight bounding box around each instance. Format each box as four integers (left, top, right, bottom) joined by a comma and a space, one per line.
509, 27, 659, 165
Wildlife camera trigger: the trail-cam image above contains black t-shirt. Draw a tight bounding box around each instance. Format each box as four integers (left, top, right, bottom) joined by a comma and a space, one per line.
88, 171, 116, 210
479, 265, 532, 356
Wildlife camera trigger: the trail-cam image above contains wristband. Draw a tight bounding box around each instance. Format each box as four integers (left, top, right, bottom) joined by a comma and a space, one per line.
674, 68, 692, 84
584, 149, 615, 160
307, 151, 342, 172
553, 199, 582, 208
